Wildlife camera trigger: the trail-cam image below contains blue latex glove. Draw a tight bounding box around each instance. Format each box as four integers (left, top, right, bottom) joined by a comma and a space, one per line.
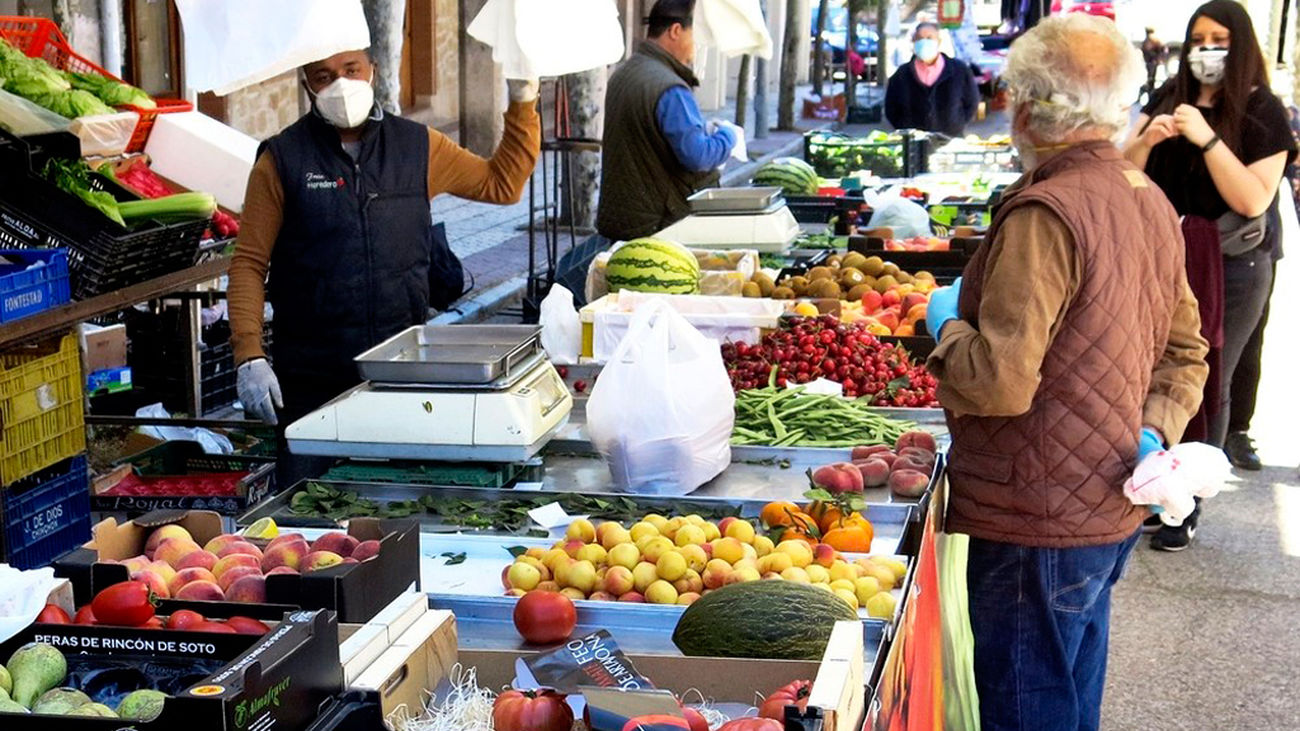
925, 277, 962, 340
1138, 427, 1164, 462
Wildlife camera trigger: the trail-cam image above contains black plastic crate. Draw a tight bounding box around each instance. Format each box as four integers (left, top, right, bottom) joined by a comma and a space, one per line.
0, 454, 90, 569
0, 130, 205, 299
804, 130, 930, 178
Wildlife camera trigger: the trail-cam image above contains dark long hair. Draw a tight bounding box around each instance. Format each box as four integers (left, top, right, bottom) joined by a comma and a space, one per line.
1149, 0, 1269, 154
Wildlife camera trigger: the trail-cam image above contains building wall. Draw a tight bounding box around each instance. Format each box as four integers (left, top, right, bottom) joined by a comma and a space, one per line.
221, 71, 304, 141
427, 0, 460, 123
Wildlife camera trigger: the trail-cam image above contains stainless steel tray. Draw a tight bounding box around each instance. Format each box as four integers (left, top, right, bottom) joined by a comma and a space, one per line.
238, 479, 916, 555
688, 186, 785, 214
354, 325, 541, 384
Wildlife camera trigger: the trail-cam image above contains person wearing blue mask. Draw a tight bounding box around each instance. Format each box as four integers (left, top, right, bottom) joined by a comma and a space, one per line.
884, 22, 980, 137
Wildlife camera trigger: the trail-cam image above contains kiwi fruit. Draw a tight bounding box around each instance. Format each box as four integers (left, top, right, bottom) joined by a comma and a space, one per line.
861, 256, 886, 277
825, 255, 843, 269
882, 262, 901, 277
807, 266, 834, 281
742, 281, 761, 298
847, 284, 873, 301
914, 270, 936, 281
839, 268, 866, 287
752, 272, 776, 296
771, 286, 796, 300
841, 252, 867, 270
809, 278, 842, 299
896, 272, 914, 285
874, 274, 899, 293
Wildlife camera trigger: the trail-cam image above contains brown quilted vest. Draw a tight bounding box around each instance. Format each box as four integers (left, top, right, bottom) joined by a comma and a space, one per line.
945, 141, 1185, 548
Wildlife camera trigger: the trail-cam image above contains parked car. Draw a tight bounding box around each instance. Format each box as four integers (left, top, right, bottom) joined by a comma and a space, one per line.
811, 0, 879, 63
1050, 0, 1117, 20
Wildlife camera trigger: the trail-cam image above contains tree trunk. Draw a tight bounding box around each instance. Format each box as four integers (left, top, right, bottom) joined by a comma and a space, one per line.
812, 0, 831, 96
876, 1, 888, 88
560, 69, 606, 231
754, 0, 770, 138
736, 55, 752, 129
361, 0, 407, 114
777, 0, 802, 130
845, 3, 858, 109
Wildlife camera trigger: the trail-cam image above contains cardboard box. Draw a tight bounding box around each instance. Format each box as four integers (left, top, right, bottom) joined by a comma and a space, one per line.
83, 323, 127, 371
0, 610, 342, 731
460, 620, 866, 731
86, 365, 132, 395
53, 510, 420, 623
350, 609, 458, 718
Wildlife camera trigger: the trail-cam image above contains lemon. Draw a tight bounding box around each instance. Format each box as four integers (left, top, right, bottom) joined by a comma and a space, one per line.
793, 302, 820, 317
242, 517, 278, 540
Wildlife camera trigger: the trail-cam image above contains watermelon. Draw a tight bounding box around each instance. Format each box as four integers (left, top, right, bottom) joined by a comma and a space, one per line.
605, 238, 701, 294
753, 157, 819, 196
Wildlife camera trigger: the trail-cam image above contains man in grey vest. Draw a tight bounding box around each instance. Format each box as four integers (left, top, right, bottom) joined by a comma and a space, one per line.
596, 0, 741, 242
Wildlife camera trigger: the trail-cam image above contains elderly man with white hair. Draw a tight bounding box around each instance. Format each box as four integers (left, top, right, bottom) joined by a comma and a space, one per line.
922, 15, 1209, 730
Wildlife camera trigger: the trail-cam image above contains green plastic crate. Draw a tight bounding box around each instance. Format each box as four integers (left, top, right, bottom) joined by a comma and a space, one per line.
323, 460, 527, 488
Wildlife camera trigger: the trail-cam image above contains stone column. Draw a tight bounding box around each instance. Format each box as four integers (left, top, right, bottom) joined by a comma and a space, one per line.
362, 0, 408, 113
458, 0, 505, 155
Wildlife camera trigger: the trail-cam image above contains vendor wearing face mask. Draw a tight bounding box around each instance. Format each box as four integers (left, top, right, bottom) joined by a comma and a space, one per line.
228, 49, 541, 483
1123, 0, 1294, 551
884, 22, 980, 137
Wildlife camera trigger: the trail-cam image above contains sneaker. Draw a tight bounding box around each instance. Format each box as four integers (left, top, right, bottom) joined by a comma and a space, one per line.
1224, 431, 1263, 471
1141, 514, 1163, 534
1150, 503, 1201, 552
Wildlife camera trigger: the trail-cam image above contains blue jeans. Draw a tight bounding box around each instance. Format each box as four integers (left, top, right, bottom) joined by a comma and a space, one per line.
967, 531, 1141, 731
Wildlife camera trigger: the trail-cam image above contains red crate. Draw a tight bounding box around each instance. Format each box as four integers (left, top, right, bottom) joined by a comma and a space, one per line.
0, 16, 192, 152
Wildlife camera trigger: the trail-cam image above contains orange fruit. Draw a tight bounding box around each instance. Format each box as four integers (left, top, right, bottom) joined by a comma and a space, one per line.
760, 501, 803, 528
821, 525, 872, 553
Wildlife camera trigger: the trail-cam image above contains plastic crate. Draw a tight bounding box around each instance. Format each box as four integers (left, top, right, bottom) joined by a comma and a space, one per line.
804, 130, 930, 178
0, 248, 70, 323
115, 439, 274, 475
0, 331, 86, 485
0, 16, 192, 153
323, 460, 527, 488
0, 454, 90, 569
0, 131, 205, 299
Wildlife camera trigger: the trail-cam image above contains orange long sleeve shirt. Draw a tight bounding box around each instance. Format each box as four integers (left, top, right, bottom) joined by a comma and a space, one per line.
228, 101, 541, 365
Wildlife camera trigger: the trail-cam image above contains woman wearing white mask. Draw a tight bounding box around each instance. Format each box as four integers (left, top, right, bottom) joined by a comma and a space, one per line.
1124, 0, 1294, 551
228, 48, 541, 486
884, 22, 979, 137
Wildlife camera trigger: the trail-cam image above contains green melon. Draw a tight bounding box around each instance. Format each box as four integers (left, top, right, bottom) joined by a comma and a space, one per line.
672, 580, 858, 660
605, 238, 701, 294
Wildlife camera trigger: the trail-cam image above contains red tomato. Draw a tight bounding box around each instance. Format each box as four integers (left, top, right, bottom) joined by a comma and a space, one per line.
192, 621, 238, 634
73, 605, 97, 625
492, 690, 573, 731
165, 609, 206, 631
719, 719, 782, 731
621, 716, 688, 731
759, 679, 813, 721
141, 617, 165, 629
35, 604, 71, 624
224, 616, 271, 635
90, 582, 156, 626
512, 591, 577, 645
682, 706, 710, 731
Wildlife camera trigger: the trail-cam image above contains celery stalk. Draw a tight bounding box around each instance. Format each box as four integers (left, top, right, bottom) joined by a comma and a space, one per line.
117, 192, 217, 223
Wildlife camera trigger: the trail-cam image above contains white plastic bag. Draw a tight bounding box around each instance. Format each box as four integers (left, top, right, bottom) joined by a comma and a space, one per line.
1123, 442, 1231, 526
467, 0, 625, 79
865, 189, 932, 238
0, 566, 59, 645
539, 284, 582, 365
586, 302, 734, 495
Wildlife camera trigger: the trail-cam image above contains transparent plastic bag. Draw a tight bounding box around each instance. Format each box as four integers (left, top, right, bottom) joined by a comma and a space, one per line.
865, 189, 932, 238
539, 284, 581, 365
585, 301, 734, 495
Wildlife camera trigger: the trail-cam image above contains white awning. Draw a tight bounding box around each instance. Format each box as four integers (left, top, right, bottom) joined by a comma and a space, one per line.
467, 0, 626, 79
696, 0, 774, 59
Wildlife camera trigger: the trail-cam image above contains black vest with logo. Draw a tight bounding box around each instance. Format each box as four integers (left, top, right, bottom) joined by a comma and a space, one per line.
264, 112, 432, 382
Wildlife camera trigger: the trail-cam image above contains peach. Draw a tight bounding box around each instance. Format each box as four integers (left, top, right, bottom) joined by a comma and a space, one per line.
216, 541, 263, 561
351, 540, 381, 562
266, 532, 308, 552
901, 293, 929, 314
303, 550, 344, 572
889, 469, 930, 498
618, 591, 645, 602
147, 560, 177, 585
872, 451, 898, 468
155, 538, 203, 568
717, 516, 738, 536
175, 580, 225, 601
535, 581, 560, 593
168, 567, 217, 596
895, 431, 938, 454
260, 540, 308, 572
893, 456, 932, 474
120, 554, 152, 574
898, 447, 936, 467
604, 565, 635, 596
212, 553, 261, 579
851, 444, 892, 461
341, 557, 359, 564
587, 591, 615, 602
561, 539, 586, 558
175, 550, 218, 573
309, 532, 360, 558
203, 534, 243, 555
853, 458, 891, 488
812, 543, 837, 569
860, 289, 884, 312
145, 525, 192, 559
812, 463, 864, 494
131, 569, 170, 598
266, 565, 299, 576
227, 574, 267, 603
217, 565, 262, 592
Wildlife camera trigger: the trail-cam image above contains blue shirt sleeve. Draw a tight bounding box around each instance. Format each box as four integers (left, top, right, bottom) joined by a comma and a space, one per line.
655, 86, 735, 172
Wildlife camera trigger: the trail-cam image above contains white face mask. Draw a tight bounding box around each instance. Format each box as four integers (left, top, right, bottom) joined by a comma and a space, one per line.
914, 38, 940, 63
311, 73, 375, 129
1188, 46, 1228, 85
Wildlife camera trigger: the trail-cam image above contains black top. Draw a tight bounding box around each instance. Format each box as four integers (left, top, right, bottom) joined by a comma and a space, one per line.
1141, 83, 1296, 219
884, 55, 980, 138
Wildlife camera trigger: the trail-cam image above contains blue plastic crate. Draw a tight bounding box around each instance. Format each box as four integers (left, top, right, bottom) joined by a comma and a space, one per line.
0, 454, 90, 569
0, 249, 70, 323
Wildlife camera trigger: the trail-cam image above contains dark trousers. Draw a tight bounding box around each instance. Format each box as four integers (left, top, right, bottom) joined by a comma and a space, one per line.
1228, 261, 1278, 433
967, 530, 1141, 731
274, 369, 359, 489
1209, 247, 1274, 446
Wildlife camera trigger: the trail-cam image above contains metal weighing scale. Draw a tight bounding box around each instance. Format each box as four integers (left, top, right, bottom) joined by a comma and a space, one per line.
286, 325, 573, 462
653, 186, 801, 253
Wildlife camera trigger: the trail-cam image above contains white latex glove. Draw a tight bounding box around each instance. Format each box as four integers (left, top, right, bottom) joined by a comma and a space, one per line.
237, 358, 283, 425
507, 78, 540, 103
